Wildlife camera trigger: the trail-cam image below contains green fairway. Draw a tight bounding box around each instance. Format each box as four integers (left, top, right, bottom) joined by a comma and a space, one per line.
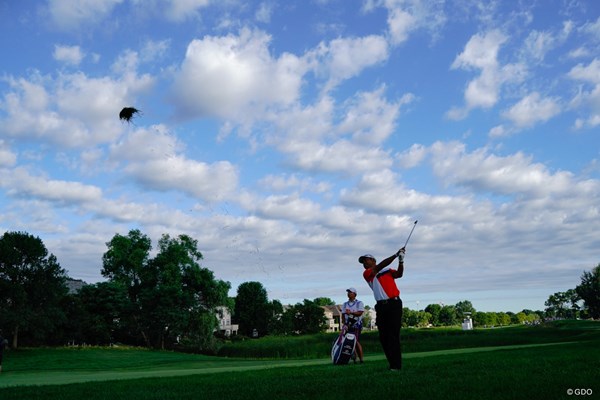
0, 342, 576, 388
0, 321, 597, 400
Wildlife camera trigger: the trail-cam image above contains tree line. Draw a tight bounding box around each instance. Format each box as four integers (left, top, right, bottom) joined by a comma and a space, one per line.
1, 230, 599, 352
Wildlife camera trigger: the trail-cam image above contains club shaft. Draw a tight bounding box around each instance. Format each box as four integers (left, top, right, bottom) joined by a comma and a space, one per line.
403, 220, 418, 247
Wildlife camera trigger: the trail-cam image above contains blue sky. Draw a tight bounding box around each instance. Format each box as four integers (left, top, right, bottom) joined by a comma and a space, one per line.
1, 0, 599, 312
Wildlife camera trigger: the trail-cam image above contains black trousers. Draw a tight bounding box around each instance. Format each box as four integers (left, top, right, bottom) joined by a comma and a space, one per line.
375, 298, 403, 369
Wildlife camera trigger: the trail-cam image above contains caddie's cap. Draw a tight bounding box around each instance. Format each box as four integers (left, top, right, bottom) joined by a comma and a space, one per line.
358, 254, 375, 263
346, 287, 357, 295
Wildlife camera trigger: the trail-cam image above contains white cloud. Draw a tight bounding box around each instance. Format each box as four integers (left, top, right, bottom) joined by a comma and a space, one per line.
452, 30, 507, 71
164, 0, 211, 22
46, 0, 124, 30
0, 167, 102, 204
580, 16, 600, 38
568, 58, 600, 84
448, 30, 526, 119
140, 39, 171, 62
365, 0, 446, 45
280, 139, 393, 174
387, 7, 416, 45
259, 174, 331, 194
521, 30, 555, 62
312, 35, 389, 90
397, 143, 427, 168
502, 92, 561, 128
428, 141, 577, 199
110, 126, 239, 201
568, 58, 600, 128
255, 2, 273, 24
53, 45, 85, 65
338, 86, 406, 145
0, 140, 17, 167
488, 125, 511, 138
0, 56, 154, 147
171, 28, 307, 120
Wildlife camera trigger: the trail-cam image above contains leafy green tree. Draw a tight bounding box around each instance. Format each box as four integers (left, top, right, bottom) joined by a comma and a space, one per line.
424, 304, 441, 326
234, 281, 271, 337
313, 297, 336, 306
268, 299, 286, 334
576, 264, 600, 319
496, 312, 511, 326
473, 311, 488, 327
64, 282, 129, 345
289, 299, 327, 334
417, 311, 432, 327
0, 232, 68, 348
545, 289, 580, 319
455, 300, 476, 321
403, 307, 417, 327
515, 312, 527, 324
438, 305, 457, 326
102, 229, 152, 346
101, 230, 230, 350
362, 305, 373, 329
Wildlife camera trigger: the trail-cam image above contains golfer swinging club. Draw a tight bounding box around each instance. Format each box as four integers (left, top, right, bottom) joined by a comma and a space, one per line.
359, 247, 406, 371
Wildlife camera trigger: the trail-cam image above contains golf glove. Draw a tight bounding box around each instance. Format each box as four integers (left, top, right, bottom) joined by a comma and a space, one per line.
395, 248, 405, 261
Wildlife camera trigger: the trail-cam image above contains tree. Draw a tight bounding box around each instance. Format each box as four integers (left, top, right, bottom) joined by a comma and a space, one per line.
101, 229, 152, 346
403, 307, 418, 327
438, 305, 457, 326
0, 232, 68, 348
234, 281, 271, 337
496, 312, 511, 326
285, 300, 327, 335
455, 300, 476, 321
545, 289, 580, 319
63, 282, 129, 345
101, 230, 230, 350
576, 264, 600, 319
313, 297, 336, 306
424, 304, 441, 326
268, 299, 286, 334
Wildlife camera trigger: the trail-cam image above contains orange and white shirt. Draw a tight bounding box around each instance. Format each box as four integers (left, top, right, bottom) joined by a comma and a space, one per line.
363, 266, 400, 301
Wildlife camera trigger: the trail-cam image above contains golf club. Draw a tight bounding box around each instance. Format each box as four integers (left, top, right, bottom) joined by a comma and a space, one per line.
403, 220, 418, 248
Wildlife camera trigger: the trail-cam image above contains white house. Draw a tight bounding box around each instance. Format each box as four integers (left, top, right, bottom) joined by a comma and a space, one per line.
215, 306, 239, 337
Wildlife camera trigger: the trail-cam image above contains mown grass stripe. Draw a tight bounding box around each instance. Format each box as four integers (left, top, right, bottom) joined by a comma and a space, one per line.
0, 341, 579, 388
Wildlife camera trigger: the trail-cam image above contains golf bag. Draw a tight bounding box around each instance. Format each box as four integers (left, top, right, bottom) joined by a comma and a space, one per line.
331, 316, 359, 365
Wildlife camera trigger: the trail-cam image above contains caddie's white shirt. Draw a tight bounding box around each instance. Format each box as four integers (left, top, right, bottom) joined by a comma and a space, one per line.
342, 299, 364, 324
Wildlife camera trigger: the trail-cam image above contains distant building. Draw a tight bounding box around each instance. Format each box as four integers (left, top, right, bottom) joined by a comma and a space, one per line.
66, 278, 87, 294
215, 306, 239, 337
321, 305, 343, 332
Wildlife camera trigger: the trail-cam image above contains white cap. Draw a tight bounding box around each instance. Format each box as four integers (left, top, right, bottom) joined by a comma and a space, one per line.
346, 287, 357, 295
358, 254, 375, 263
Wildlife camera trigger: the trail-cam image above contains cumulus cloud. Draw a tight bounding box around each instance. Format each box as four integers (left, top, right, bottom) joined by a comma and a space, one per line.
502, 92, 561, 129
363, 0, 446, 45
397, 143, 428, 168
110, 126, 239, 201
53, 45, 85, 65
171, 28, 307, 120
428, 141, 577, 199
447, 30, 526, 119
0, 167, 103, 204
280, 139, 393, 174
338, 86, 406, 145
311, 35, 389, 90
0, 55, 154, 148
